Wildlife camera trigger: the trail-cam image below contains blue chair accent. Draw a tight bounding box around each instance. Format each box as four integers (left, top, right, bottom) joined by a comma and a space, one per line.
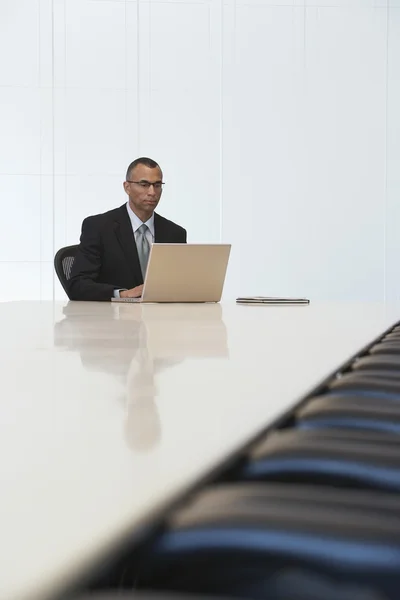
327, 372, 400, 401
238, 429, 400, 492
136, 484, 400, 600
296, 394, 400, 435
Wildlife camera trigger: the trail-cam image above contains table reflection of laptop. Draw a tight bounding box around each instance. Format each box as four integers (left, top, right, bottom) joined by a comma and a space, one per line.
112, 243, 231, 303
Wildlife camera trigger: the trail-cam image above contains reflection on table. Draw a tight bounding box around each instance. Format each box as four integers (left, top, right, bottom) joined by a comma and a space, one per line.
54, 303, 229, 451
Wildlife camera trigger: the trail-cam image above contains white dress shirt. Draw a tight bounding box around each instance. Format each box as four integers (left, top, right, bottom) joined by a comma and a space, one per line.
113, 203, 155, 297
126, 201, 155, 246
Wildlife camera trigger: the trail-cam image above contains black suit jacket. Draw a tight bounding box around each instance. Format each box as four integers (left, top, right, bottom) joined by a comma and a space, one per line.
68, 204, 187, 301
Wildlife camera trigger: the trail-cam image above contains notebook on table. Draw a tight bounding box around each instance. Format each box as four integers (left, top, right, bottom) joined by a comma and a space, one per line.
236, 297, 310, 305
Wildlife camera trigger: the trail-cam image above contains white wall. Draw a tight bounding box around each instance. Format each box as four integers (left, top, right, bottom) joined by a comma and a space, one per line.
0, 0, 399, 302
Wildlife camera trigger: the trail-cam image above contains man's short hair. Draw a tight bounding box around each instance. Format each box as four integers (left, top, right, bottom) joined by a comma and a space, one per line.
126, 157, 160, 180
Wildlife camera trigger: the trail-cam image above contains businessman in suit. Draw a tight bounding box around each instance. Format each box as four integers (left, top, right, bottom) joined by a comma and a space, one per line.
68, 157, 187, 301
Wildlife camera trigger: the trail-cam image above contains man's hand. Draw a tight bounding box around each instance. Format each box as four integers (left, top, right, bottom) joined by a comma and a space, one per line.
120, 285, 143, 298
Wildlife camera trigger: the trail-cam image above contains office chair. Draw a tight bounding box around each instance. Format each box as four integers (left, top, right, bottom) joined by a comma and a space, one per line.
296, 393, 400, 434
294, 350, 400, 433
134, 483, 400, 600
236, 427, 400, 492
328, 372, 400, 399
54, 244, 79, 297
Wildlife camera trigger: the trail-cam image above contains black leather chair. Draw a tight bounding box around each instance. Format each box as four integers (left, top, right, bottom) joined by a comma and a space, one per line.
236, 428, 400, 492
352, 354, 400, 372
54, 244, 79, 297
327, 371, 400, 400
370, 341, 400, 355
292, 347, 400, 433
296, 393, 400, 434
381, 332, 400, 341
135, 483, 400, 600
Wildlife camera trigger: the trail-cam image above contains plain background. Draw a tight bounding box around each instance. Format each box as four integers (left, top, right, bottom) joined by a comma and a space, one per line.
0, 0, 399, 302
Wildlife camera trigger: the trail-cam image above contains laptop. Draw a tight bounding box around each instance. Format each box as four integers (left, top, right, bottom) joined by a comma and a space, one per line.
112, 243, 231, 303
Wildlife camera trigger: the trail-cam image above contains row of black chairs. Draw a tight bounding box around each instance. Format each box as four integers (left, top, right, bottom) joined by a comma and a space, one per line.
71, 320, 400, 600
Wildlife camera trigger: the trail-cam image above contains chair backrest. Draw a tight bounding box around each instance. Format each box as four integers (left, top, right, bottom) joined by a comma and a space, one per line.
54, 245, 79, 296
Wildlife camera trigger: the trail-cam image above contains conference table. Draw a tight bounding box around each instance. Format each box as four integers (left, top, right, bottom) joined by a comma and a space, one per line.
1, 299, 399, 600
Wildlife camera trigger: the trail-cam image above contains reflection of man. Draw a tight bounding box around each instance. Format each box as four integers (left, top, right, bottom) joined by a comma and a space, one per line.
123, 339, 162, 452
68, 157, 187, 302
53, 302, 143, 378
54, 302, 229, 452
54, 303, 163, 452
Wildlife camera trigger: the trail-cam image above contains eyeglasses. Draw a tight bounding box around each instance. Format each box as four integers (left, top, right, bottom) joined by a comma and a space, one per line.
126, 180, 165, 190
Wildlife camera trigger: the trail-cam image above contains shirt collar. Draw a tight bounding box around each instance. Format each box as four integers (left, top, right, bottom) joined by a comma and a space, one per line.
126, 202, 155, 237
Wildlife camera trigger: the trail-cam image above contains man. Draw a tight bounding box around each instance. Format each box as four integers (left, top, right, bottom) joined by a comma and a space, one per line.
68, 157, 187, 301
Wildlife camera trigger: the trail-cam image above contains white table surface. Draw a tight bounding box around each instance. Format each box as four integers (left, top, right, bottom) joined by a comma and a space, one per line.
0, 300, 399, 600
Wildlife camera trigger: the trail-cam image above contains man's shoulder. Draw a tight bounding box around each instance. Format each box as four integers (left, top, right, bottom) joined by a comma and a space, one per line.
83, 205, 126, 227
154, 212, 186, 234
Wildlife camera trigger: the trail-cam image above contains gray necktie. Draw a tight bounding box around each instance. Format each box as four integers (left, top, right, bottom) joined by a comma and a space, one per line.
137, 224, 150, 277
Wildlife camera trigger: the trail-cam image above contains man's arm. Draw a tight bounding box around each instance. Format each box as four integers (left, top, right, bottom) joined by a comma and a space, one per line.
68, 217, 117, 301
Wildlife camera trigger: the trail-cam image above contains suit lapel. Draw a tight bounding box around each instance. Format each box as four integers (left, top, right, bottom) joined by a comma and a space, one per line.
154, 212, 169, 242
113, 205, 143, 283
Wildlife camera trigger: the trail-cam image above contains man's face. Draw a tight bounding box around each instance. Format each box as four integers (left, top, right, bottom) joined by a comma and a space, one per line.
124, 164, 163, 216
